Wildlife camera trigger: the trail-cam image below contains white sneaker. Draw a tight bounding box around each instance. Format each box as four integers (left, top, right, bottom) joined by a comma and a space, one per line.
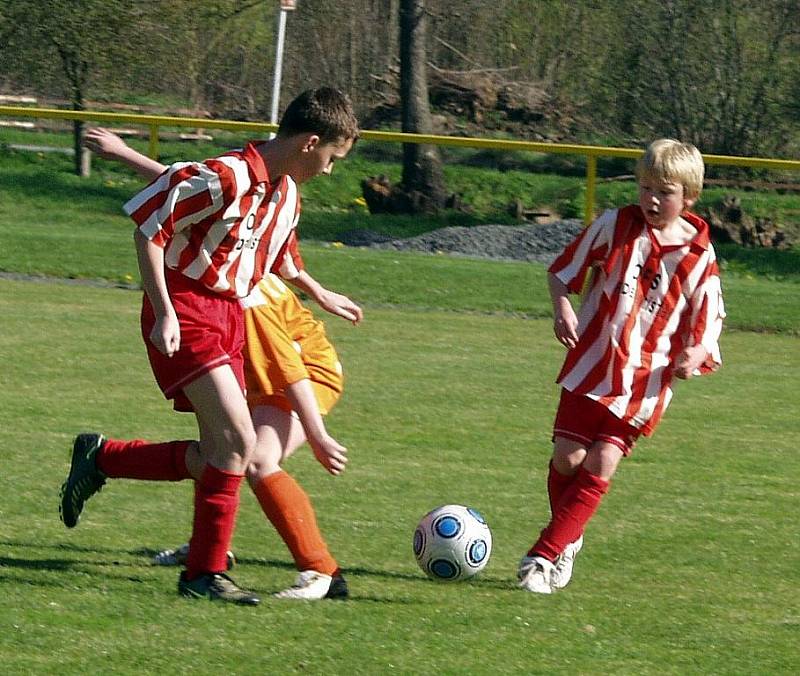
552, 535, 584, 589
517, 555, 555, 594
273, 570, 349, 600
152, 542, 235, 570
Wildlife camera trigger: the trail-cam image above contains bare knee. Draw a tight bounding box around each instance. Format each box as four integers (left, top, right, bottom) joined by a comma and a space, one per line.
245, 431, 284, 483
203, 424, 257, 473
552, 437, 587, 476
231, 426, 258, 464
582, 444, 624, 481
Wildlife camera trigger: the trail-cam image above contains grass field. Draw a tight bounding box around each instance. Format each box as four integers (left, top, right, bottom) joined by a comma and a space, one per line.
1, 275, 798, 674
0, 140, 799, 674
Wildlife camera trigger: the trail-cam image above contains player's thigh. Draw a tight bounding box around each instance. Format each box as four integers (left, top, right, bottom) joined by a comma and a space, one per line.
184, 365, 256, 470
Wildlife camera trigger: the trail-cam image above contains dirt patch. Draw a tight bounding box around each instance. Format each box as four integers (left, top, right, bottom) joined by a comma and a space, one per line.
338, 220, 584, 265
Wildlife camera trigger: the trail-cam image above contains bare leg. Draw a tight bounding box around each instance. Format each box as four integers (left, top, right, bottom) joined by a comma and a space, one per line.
247, 405, 307, 482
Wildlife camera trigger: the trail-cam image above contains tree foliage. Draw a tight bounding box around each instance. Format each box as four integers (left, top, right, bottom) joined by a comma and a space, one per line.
1, 0, 798, 157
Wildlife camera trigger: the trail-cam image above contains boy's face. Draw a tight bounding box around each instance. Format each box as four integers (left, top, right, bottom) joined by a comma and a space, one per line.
638, 178, 696, 229
293, 135, 354, 184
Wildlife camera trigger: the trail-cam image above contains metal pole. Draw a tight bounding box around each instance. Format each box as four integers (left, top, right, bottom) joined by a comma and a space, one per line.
270, 8, 288, 131
584, 154, 597, 226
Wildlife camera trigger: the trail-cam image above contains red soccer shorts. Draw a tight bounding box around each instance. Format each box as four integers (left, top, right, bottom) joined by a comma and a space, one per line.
553, 388, 641, 455
141, 268, 245, 412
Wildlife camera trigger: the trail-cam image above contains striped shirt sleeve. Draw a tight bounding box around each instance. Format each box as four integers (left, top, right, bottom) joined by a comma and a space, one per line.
122, 161, 229, 248
549, 209, 617, 292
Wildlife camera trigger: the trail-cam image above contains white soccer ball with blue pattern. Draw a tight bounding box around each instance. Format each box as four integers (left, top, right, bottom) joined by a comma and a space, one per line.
413, 504, 492, 581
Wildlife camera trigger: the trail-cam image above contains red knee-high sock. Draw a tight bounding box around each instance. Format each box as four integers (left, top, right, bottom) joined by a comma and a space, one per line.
529, 466, 609, 561
185, 465, 243, 579
97, 439, 193, 481
252, 471, 338, 576
547, 460, 576, 515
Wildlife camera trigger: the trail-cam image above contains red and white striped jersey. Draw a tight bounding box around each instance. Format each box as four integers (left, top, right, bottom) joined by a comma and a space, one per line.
549, 205, 725, 435
123, 141, 304, 298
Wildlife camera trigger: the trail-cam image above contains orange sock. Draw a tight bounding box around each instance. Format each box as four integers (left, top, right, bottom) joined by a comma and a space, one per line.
253, 470, 339, 576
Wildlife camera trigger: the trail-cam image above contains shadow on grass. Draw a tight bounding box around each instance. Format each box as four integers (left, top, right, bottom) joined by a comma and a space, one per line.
0, 540, 514, 596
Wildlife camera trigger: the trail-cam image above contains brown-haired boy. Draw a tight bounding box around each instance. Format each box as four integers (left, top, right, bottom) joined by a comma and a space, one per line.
60, 88, 360, 605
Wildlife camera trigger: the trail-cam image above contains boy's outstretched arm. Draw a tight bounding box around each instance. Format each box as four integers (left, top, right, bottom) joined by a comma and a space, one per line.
84, 128, 166, 180
289, 270, 363, 325
548, 272, 579, 349
284, 379, 348, 476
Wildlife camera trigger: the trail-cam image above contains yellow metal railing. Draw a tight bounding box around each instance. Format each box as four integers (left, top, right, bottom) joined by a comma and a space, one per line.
3, 105, 800, 224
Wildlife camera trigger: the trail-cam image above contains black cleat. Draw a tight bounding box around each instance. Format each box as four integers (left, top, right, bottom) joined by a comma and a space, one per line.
178, 571, 260, 606
59, 433, 107, 528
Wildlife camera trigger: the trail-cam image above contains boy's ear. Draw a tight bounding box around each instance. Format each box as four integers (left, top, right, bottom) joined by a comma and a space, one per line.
683, 196, 697, 211
300, 134, 321, 152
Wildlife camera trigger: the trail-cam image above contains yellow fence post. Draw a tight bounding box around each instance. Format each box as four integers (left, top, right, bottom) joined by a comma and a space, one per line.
584, 154, 597, 226
148, 125, 159, 160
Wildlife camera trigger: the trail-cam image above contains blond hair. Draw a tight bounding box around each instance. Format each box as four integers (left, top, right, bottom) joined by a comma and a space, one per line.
635, 139, 704, 201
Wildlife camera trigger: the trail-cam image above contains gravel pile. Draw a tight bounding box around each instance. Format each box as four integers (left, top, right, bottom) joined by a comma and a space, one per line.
338, 219, 584, 265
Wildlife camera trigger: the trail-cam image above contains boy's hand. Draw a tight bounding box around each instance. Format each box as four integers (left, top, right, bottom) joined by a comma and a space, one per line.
308, 433, 348, 476
84, 127, 129, 160
553, 301, 579, 349
316, 289, 363, 325
150, 312, 181, 357
673, 344, 708, 379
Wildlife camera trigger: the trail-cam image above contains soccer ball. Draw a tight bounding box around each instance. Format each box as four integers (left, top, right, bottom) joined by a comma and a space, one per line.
413, 504, 492, 581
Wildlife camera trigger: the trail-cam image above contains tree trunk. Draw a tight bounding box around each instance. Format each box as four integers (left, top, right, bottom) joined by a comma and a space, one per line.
399, 0, 446, 212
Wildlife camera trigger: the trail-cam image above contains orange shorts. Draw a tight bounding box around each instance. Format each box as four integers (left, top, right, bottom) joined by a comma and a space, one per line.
242, 275, 343, 415
553, 388, 641, 455
141, 268, 245, 413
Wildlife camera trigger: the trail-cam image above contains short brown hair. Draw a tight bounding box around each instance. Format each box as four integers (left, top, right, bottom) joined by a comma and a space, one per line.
278, 87, 359, 144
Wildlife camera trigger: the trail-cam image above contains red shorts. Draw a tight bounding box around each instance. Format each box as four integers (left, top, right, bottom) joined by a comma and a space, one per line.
141, 268, 245, 412
553, 388, 641, 455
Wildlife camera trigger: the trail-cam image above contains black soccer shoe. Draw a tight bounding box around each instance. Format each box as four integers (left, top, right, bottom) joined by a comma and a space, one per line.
178, 571, 261, 606
59, 433, 108, 528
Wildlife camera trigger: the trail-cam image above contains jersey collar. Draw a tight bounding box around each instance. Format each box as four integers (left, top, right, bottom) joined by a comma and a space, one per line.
634, 206, 711, 253
242, 141, 272, 185
682, 211, 712, 252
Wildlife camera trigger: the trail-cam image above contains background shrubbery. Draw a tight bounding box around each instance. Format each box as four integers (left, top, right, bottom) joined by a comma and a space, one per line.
1, 0, 798, 159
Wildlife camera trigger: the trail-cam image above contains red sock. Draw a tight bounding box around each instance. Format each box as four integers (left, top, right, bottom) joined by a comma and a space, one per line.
253, 471, 338, 576
185, 465, 243, 579
529, 466, 609, 561
547, 460, 575, 515
96, 438, 192, 481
